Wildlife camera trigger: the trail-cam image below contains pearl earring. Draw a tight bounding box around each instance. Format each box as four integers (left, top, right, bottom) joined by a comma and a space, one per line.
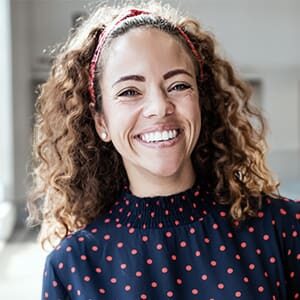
101, 132, 108, 140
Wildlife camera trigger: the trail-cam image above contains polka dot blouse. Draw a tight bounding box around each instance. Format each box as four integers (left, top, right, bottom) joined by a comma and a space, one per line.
42, 181, 300, 299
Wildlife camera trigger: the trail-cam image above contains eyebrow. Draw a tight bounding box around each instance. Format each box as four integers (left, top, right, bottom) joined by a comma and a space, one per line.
112, 68, 193, 87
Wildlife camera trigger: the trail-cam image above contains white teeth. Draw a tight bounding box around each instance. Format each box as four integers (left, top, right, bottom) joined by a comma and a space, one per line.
139, 129, 179, 143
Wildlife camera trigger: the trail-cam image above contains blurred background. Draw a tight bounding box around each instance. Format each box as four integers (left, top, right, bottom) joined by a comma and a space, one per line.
0, 0, 299, 299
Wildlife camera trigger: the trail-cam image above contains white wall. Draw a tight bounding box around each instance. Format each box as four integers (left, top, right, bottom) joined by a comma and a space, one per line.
10, 0, 300, 208
0, 0, 14, 200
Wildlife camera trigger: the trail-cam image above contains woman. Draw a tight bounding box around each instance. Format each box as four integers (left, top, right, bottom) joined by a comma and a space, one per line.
28, 2, 299, 299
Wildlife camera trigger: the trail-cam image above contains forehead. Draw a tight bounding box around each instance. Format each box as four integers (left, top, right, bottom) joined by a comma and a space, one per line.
101, 27, 196, 79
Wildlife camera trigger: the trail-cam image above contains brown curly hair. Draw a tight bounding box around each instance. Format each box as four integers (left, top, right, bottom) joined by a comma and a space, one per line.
27, 1, 279, 248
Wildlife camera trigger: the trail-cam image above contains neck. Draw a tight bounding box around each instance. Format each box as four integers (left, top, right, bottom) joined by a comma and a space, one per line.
126, 162, 196, 197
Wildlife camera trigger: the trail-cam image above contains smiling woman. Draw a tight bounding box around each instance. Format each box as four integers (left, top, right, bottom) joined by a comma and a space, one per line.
27, 1, 299, 300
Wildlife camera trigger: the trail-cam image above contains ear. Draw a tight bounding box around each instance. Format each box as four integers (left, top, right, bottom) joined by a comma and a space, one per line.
89, 103, 111, 142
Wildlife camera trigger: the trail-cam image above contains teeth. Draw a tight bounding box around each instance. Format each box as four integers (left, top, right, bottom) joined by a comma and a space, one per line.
140, 130, 179, 143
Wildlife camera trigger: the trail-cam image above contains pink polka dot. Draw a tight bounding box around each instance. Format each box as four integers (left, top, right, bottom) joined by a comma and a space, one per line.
270, 257, 276, 263
156, 243, 163, 250
131, 249, 138, 255
213, 223, 219, 229
52, 280, 58, 287
106, 256, 113, 262
218, 283, 224, 289
120, 263, 127, 269
248, 226, 255, 233
220, 211, 227, 217
66, 246, 72, 252
167, 291, 173, 297
258, 286, 264, 293
77, 290, 81, 296
235, 291, 242, 298
104, 234, 111, 240
44, 292, 49, 298
201, 274, 208, 280
151, 281, 158, 288
78, 236, 85, 242
142, 235, 149, 242
98, 288, 106, 294
249, 264, 255, 270
195, 250, 201, 256
256, 249, 262, 255
71, 267, 76, 273
243, 277, 249, 283
162, 267, 168, 273
58, 262, 64, 269
228, 232, 233, 238
91, 228, 98, 233
136, 271, 142, 277
95, 267, 102, 273
146, 258, 153, 265
165, 231, 172, 238
185, 265, 192, 271
117, 242, 124, 248
235, 254, 241, 260
124, 285, 131, 291
210, 260, 217, 267
276, 281, 280, 287
204, 238, 210, 244
290, 272, 295, 278
129, 228, 135, 234
264, 271, 269, 278
67, 284, 72, 291
258, 211, 264, 218
280, 208, 287, 215
110, 277, 117, 283
192, 289, 199, 295
91, 246, 98, 252
140, 294, 147, 299
240, 242, 247, 248
171, 254, 177, 261
180, 241, 187, 247
84, 276, 90, 282
263, 234, 270, 241
176, 278, 183, 285
190, 227, 196, 234
227, 267, 234, 274
219, 245, 226, 251
80, 255, 87, 261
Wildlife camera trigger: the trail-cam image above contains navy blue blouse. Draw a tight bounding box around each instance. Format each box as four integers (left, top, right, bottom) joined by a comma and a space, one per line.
42, 182, 300, 299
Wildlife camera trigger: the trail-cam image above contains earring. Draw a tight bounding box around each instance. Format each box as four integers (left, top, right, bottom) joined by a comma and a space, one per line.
101, 131, 108, 140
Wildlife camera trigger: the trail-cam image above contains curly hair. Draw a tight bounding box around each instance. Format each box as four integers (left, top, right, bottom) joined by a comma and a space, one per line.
27, 1, 279, 248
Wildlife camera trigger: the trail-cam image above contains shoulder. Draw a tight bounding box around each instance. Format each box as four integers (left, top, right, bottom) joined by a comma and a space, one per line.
45, 217, 102, 266
261, 194, 300, 218
258, 194, 300, 230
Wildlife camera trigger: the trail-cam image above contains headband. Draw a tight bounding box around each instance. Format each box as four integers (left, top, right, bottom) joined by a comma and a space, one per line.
88, 9, 204, 104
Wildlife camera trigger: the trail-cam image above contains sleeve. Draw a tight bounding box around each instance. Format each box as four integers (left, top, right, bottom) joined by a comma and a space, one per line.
282, 199, 300, 299
41, 254, 68, 300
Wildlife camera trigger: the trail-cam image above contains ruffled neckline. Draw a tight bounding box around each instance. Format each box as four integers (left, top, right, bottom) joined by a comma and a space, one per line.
107, 180, 215, 229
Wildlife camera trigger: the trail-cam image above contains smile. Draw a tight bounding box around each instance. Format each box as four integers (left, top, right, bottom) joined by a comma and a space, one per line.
137, 129, 180, 143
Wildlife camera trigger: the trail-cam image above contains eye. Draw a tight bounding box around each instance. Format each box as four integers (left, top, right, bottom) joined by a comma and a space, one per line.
169, 83, 192, 92
117, 89, 140, 97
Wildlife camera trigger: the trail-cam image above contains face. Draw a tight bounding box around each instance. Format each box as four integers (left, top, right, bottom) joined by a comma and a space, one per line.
94, 27, 201, 193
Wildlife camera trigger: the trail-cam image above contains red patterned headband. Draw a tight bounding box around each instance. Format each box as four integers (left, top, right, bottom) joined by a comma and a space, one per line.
88, 9, 204, 104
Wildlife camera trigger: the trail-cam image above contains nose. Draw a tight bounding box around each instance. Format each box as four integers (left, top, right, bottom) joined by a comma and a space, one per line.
142, 87, 175, 118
